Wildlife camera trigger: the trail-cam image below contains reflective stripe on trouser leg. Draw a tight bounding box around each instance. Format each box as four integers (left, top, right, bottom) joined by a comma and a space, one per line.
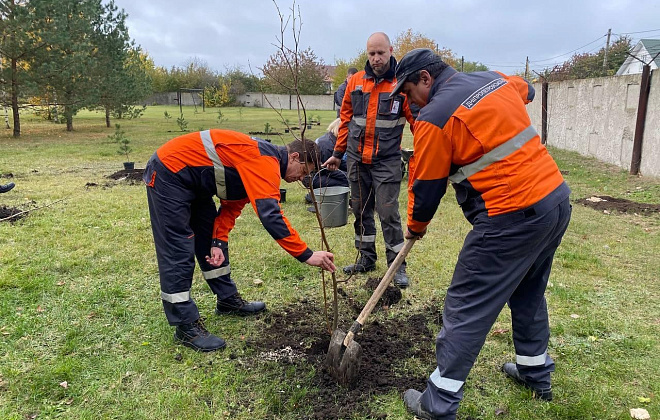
189, 196, 239, 301
348, 159, 377, 261
144, 166, 201, 325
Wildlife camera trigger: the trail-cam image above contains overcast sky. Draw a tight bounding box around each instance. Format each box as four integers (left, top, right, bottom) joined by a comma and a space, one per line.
110, 0, 660, 76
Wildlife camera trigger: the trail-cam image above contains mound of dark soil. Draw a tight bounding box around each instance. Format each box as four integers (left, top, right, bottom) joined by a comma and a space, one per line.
108, 168, 144, 183
248, 298, 443, 419
0, 205, 23, 222
364, 277, 402, 307
578, 195, 660, 215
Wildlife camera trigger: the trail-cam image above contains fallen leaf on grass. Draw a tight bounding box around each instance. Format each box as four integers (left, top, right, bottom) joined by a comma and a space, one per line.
59, 381, 68, 389
253, 279, 264, 286
570, 314, 580, 319
495, 408, 507, 416
56, 281, 65, 286
637, 396, 651, 403
36, 306, 44, 313
491, 329, 509, 336
630, 408, 650, 419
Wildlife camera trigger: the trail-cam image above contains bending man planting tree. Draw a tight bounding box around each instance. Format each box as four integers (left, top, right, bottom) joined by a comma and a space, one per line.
143, 130, 336, 352
392, 49, 571, 419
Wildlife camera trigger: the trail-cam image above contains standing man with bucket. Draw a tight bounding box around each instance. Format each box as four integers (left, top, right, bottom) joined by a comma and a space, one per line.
324, 32, 416, 288
392, 49, 571, 419
143, 130, 336, 352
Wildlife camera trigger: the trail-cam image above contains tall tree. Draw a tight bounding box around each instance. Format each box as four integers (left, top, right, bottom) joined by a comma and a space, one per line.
0, 0, 50, 137
90, 2, 152, 127
260, 46, 327, 95
32, 0, 103, 131
392, 28, 459, 68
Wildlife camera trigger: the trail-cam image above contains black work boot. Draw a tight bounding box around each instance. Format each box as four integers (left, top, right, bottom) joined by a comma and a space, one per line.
0, 182, 15, 194
403, 389, 455, 420
343, 255, 376, 275
393, 265, 409, 289
174, 319, 226, 352
216, 292, 266, 316
502, 362, 553, 401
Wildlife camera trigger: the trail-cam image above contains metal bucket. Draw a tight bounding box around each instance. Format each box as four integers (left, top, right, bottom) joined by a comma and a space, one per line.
312, 185, 350, 228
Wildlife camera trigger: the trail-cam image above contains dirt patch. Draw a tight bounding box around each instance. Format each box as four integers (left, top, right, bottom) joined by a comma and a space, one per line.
1, 172, 14, 179
246, 297, 443, 419
0, 205, 24, 222
578, 195, 660, 215
364, 277, 403, 307
107, 168, 144, 183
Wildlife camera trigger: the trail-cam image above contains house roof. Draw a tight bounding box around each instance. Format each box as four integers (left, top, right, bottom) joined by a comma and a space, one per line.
640, 39, 660, 67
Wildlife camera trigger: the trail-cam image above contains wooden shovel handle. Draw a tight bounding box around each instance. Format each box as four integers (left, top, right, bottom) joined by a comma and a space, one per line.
342, 238, 417, 346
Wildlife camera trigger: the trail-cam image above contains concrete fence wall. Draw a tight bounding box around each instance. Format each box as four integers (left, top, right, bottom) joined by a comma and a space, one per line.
527, 71, 660, 178
142, 91, 203, 107
236, 92, 336, 111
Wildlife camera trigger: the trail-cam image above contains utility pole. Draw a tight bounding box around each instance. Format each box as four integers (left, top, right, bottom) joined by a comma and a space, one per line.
525, 56, 529, 80
603, 28, 612, 71
461, 56, 464, 72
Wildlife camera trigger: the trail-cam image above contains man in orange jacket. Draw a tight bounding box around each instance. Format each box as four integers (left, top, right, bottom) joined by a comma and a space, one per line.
392, 49, 571, 419
143, 130, 336, 352
324, 32, 416, 288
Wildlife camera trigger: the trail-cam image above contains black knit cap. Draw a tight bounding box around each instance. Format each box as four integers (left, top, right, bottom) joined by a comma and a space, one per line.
390, 48, 442, 97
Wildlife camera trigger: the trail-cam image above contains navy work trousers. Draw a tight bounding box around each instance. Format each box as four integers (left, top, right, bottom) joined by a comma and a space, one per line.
143, 155, 238, 326
421, 185, 572, 418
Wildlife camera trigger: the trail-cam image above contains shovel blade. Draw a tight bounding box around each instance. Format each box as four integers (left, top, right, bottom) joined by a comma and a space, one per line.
325, 328, 363, 386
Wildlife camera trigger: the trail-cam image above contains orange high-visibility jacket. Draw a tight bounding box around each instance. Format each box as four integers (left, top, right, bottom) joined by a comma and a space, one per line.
407, 68, 565, 234
156, 130, 313, 262
334, 59, 416, 164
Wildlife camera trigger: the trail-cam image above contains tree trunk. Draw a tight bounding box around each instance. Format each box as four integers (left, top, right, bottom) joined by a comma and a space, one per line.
65, 105, 73, 131
105, 106, 110, 128
11, 58, 20, 137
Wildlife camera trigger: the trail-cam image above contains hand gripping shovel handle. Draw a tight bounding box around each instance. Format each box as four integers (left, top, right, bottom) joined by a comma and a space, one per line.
342, 237, 417, 347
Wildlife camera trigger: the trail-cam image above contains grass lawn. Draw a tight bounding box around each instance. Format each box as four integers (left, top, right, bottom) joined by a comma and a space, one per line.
0, 105, 658, 419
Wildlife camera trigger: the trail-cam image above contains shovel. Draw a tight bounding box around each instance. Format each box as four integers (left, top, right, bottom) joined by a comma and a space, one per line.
326, 237, 417, 386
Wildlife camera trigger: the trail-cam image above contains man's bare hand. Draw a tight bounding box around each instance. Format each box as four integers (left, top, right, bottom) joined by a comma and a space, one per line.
205, 246, 225, 267
323, 156, 341, 171
305, 251, 336, 272
405, 227, 426, 240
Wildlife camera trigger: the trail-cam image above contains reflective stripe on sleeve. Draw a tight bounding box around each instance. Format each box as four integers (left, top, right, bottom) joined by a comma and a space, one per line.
355, 234, 376, 243
202, 265, 231, 280
161, 290, 190, 303
516, 351, 547, 366
429, 367, 464, 393
200, 130, 227, 199
448, 125, 538, 184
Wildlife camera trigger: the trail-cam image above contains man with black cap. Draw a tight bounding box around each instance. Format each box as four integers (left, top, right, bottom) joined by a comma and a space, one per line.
323, 32, 416, 288
392, 48, 571, 419
334, 67, 358, 117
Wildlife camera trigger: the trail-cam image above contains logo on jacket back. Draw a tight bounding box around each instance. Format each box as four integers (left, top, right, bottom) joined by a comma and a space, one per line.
462, 78, 507, 110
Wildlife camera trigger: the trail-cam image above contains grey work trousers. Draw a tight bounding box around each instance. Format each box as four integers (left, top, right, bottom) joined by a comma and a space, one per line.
421, 185, 572, 418
346, 158, 406, 266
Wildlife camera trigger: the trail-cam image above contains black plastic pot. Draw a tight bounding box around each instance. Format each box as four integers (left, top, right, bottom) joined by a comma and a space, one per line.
279, 188, 287, 203
123, 162, 135, 170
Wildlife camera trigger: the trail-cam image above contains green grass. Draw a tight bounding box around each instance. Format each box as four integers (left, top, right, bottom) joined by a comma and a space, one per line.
1, 106, 659, 419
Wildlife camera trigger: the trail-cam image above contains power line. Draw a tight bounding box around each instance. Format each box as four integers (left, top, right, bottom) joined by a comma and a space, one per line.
528, 34, 607, 64
613, 28, 660, 36
482, 33, 607, 69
